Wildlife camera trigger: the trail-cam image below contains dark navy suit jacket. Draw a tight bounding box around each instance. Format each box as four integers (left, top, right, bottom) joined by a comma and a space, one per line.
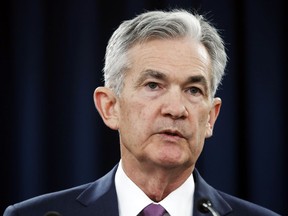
4, 165, 280, 216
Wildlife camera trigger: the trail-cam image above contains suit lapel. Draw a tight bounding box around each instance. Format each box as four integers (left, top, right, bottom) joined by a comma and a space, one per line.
76, 165, 119, 216
192, 169, 232, 216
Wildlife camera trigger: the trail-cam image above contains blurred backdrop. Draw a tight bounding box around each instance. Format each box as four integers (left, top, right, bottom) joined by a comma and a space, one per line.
1, 0, 287, 215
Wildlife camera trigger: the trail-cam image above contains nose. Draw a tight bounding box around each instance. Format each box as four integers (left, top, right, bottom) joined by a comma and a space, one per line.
161, 90, 188, 119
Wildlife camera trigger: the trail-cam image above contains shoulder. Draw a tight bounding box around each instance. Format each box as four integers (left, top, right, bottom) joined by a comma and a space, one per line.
193, 169, 280, 216
218, 191, 280, 216
4, 166, 119, 216
3, 183, 91, 216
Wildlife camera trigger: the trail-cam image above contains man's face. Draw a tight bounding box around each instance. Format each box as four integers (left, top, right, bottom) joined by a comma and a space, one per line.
115, 38, 221, 169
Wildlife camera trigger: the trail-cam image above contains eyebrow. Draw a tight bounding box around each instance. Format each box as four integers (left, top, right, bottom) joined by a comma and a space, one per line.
186, 75, 208, 88
135, 69, 168, 87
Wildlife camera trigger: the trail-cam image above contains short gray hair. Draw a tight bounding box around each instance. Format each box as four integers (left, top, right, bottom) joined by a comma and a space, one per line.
103, 9, 227, 97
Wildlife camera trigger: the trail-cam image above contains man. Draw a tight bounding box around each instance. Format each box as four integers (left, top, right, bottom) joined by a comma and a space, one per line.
4, 9, 279, 216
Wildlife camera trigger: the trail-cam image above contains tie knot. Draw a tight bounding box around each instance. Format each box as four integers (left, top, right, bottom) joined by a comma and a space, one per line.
139, 203, 167, 216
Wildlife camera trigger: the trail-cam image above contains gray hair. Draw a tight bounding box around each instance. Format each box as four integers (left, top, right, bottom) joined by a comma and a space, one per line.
103, 9, 227, 97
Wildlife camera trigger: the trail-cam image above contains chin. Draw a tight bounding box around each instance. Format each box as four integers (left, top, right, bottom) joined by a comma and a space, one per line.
156, 156, 189, 169
148, 144, 192, 168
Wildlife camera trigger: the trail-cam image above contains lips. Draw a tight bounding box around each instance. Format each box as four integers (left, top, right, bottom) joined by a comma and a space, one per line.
159, 129, 185, 139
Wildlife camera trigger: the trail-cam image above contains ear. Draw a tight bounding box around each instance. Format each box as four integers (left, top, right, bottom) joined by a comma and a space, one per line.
205, 97, 222, 138
93, 87, 119, 130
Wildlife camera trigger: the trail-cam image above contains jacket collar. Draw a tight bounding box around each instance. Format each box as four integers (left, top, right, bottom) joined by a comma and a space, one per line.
76, 165, 119, 215
193, 169, 232, 215
76, 165, 232, 215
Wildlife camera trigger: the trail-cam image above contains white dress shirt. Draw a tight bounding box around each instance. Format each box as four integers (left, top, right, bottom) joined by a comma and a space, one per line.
115, 160, 195, 216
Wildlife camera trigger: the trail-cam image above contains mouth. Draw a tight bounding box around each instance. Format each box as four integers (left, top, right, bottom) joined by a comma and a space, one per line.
159, 129, 185, 139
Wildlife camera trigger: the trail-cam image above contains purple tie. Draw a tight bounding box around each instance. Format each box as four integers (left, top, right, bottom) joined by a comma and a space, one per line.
139, 203, 167, 216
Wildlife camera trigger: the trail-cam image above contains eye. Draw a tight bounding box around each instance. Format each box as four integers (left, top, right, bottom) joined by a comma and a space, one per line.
146, 82, 159, 90
187, 86, 203, 96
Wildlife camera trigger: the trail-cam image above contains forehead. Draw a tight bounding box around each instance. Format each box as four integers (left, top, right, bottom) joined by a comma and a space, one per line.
126, 38, 211, 82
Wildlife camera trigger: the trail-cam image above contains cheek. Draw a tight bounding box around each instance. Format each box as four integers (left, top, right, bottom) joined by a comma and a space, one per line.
187, 108, 210, 148
118, 99, 149, 135
200, 112, 210, 129
190, 105, 210, 128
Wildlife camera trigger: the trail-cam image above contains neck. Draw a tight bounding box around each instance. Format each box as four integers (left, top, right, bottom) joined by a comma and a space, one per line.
121, 158, 194, 202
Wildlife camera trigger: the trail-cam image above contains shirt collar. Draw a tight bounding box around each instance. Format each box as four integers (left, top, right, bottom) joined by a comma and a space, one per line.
115, 160, 194, 216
